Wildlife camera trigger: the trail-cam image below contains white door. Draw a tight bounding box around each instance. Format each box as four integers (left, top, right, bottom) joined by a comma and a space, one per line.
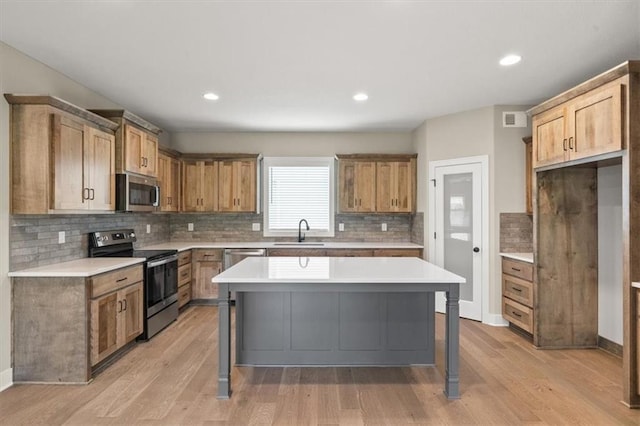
430, 157, 487, 322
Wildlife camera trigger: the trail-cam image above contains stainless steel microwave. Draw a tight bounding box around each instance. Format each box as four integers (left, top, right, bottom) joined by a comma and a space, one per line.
116, 174, 159, 212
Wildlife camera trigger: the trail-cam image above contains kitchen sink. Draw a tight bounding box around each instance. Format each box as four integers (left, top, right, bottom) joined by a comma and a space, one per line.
273, 242, 325, 246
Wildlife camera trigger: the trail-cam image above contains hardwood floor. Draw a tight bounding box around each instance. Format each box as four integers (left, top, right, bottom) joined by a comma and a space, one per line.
1, 306, 639, 425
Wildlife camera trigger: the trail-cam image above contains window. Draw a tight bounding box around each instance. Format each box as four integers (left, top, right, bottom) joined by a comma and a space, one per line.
263, 157, 335, 237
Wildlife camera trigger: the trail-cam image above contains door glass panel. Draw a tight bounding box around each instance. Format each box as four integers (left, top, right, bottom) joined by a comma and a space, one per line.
443, 172, 473, 301
147, 264, 164, 308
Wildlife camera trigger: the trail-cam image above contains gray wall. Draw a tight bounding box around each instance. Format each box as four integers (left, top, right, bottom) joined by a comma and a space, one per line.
411, 105, 532, 324
0, 42, 172, 390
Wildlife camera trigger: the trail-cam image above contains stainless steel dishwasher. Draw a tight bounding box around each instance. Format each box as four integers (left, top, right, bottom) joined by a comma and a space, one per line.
224, 248, 266, 301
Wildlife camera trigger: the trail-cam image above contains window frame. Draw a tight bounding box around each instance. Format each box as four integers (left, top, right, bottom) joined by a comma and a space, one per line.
262, 156, 336, 238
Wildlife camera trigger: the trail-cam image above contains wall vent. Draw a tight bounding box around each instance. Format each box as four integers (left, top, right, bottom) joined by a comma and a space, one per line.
502, 111, 527, 128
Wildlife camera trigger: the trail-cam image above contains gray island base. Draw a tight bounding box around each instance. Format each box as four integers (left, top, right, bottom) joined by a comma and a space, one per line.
214, 257, 463, 400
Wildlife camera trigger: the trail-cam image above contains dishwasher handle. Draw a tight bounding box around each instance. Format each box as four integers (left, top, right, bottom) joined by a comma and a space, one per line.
224, 249, 266, 256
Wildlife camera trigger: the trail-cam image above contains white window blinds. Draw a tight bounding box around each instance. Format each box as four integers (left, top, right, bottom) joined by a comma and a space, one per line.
263, 157, 335, 237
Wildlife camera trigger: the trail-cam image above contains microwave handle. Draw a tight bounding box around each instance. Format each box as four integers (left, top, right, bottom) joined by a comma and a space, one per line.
154, 185, 160, 207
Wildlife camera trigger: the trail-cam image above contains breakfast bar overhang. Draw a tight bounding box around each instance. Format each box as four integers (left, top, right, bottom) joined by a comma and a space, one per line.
213, 256, 465, 400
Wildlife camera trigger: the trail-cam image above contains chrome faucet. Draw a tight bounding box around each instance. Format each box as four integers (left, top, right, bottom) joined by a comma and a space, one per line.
298, 219, 309, 242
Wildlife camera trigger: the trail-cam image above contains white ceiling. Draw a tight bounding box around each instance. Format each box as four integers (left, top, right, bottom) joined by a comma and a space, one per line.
1, 1, 639, 133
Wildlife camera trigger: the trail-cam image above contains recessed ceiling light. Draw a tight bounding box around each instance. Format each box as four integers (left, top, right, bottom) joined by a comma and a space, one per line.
353, 93, 368, 102
499, 54, 522, 66
203, 92, 219, 101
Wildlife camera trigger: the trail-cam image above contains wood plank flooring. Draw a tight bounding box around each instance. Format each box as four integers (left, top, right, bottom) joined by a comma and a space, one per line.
1, 305, 639, 425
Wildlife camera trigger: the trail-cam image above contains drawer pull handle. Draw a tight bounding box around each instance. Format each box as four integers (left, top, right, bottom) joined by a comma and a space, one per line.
511, 310, 522, 318
511, 287, 523, 292
116, 277, 128, 283
511, 267, 521, 272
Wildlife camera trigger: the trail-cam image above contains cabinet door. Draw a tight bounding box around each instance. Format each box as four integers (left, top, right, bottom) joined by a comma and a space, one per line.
169, 157, 181, 211
119, 282, 144, 344
182, 160, 202, 212
569, 82, 623, 161
394, 161, 412, 212
202, 161, 218, 211
87, 127, 115, 211
236, 160, 257, 212
124, 124, 143, 174
90, 292, 119, 365
142, 133, 158, 177
218, 160, 235, 211
51, 114, 88, 210
376, 161, 411, 212
532, 106, 568, 168
339, 161, 376, 212
192, 258, 222, 299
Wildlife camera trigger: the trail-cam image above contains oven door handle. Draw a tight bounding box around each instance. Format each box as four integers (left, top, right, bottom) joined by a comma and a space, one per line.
147, 254, 179, 268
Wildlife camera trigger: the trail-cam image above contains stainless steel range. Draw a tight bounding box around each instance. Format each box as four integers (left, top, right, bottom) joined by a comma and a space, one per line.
89, 229, 179, 340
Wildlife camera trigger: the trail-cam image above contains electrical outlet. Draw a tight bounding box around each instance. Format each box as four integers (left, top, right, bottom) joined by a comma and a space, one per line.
58, 231, 65, 244
188, 223, 194, 232
252, 223, 261, 231
338, 223, 344, 232
146, 224, 151, 234
381, 223, 387, 232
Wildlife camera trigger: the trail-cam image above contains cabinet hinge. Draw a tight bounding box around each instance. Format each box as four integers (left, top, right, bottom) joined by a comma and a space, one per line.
431, 179, 436, 187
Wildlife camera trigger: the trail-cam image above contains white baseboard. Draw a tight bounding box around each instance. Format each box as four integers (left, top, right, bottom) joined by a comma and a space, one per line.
484, 314, 508, 327
0, 367, 12, 392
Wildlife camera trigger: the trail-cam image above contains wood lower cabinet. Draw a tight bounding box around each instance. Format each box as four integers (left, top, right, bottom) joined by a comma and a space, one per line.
12, 264, 144, 383
6, 95, 118, 214
268, 248, 422, 258
374, 248, 422, 257
90, 265, 144, 366
158, 152, 181, 212
532, 78, 624, 168
501, 257, 534, 334
192, 249, 223, 300
177, 250, 192, 308
182, 160, 218, 212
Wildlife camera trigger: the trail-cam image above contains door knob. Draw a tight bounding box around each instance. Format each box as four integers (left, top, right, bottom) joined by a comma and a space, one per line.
473, 247, 480, 253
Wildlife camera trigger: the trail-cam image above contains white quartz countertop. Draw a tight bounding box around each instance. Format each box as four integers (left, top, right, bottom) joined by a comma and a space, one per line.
499, 252, 534, 263
214, 257, 465, 284
8, 258, 145, 278
142, 241, 424, 252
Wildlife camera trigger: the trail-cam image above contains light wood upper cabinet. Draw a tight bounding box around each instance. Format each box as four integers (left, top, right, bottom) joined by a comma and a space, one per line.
339, 160, 376, 212
337, 154, 416, 214
218, 159, 257, 212
523, 136, 533, 215
182, 160, 218, 212
376, 161, 414, 213
6, 95, 118, 214
532, 79, 624, 168
89, 109, 161, 178
158, 152, 180, 212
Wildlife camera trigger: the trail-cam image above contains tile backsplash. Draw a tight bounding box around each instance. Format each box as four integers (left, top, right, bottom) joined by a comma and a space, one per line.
10, 214, 170, 271
500, 213, 533, 253
10, 212, 423, 271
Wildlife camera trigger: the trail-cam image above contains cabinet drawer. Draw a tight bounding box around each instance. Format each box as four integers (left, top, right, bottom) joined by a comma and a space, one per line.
502, 258, 533, 281
503, 297, 533, 333
178, 250, 192, 267
91, 265, 143, 298
178, 263, 192, 286
325, 249, 374, 257
178, 285, 191, 308
502, 273, 533, 308
193, 249, 223, 262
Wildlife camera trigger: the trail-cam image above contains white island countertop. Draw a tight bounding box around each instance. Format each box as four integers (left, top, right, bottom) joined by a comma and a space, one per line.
8, 257, 145, 278
214, 256, 464, 284
143, 241, 423, 252
499, 252, 534, 263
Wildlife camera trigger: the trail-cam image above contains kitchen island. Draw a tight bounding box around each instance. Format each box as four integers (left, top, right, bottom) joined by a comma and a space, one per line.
213, 256, 464, 399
